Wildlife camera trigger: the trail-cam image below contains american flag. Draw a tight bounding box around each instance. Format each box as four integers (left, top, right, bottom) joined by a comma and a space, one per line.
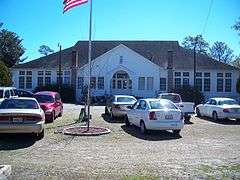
63, 0, 88, 13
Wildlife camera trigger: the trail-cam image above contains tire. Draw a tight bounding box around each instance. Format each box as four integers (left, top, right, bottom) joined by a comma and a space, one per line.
184, 116, 191, 121
110, 110, 115, 120
196, 108, 201, 117
140, 121, 147, 134
36, 129, 44, 140
125, 115, 131, 127
212, 111, 218, 121
49, 111, 55, 123
58, 107, 63, 117
173, 129, 181, 136
105, 107, 108, 115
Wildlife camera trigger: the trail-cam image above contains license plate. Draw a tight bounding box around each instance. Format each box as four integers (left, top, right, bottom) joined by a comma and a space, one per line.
12, 117, 23, 123
165, 115, 173, 119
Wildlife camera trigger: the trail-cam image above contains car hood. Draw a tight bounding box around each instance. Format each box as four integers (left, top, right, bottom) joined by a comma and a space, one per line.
0, 109, 42, 115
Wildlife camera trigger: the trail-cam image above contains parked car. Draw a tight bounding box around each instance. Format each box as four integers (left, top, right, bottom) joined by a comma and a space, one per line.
0, 87, 18, 104
125, 98, 184, 135
0, 97, 45, 139
157, 93, 194, 121
34, 91, 63, 123
15, 89, 33, 97
195, 97, 240, 121
105, 95, 137, 119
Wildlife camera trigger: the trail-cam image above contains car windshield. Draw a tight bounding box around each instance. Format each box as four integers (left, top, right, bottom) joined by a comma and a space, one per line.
0, 99, 39, 109
160, 94, 181, 103
0, 90, 3, 98
218, 99, 238, 105
34, 95, 54, 103
117, 97, 136, 102
150, 100, 177, 109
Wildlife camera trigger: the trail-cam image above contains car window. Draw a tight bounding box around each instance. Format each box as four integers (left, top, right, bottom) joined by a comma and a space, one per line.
0, 99, 39, 109
34, 95, 54, 103
218, 99, 238, 105
149, 100, 177, 109
55, 93, 61, 101
0, 90, 3, 98
10, 90, 14, 96
161, 94, 181, 103
210, 100, 217, 105
117, 97, 136, 102
5, 90, 10, 98
137, 100, 146, 110
133, 101, 139, 109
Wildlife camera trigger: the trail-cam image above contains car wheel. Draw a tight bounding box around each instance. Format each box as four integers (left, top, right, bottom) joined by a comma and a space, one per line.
196, 108, 201, 117
125, 115, 131, 127
36, 129, 44, 140
110, 110, 115, 120
173, 129, 181, 136
105, 107, 108, 115
140, 121, 147, 134
212, 111, 218, 121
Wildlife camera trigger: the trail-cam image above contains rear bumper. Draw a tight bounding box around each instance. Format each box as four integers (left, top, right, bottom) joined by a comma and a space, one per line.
145, 120, 184, 130
0, 121, 44, 134
220, 113, 240, 119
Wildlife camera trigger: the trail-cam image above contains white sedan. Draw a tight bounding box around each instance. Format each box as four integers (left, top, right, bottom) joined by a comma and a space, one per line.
125, 98, 184, 135
195, 98, 240, 121
0, 97, 45, 139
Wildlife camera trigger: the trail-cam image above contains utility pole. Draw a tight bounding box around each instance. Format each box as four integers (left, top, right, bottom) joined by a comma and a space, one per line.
58, 43, 62, 93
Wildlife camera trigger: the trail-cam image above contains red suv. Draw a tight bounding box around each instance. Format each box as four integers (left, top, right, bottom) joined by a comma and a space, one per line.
34, 91, 63, 122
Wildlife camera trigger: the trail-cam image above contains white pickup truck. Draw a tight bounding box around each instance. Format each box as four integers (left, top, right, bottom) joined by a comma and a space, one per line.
157, 93, 195, 121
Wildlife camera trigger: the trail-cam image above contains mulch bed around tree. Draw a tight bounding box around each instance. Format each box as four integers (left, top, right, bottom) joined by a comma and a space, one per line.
63, 126, 111, 136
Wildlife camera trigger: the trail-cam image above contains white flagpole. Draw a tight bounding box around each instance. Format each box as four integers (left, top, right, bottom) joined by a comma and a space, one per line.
87, 0, 93, 130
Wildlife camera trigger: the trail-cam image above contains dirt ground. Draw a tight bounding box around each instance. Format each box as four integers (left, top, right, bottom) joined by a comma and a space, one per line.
0, 104, 240, 179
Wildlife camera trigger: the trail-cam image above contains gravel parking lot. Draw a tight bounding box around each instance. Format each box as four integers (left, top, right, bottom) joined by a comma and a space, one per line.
0, 104, 240, 179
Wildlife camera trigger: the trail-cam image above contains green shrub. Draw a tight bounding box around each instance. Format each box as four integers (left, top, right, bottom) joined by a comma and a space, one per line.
172, 85, 205, 105
33, 84, 75, 103
0, 61, 12, 86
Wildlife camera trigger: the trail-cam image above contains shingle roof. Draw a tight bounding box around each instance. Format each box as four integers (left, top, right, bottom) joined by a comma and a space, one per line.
12, 40, 239, 71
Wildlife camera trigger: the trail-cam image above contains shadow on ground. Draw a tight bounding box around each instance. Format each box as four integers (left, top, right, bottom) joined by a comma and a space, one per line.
0, 134, 36, 150
121, 125, 182, 141
199, 116, 240, 125
101, 113, 125, 124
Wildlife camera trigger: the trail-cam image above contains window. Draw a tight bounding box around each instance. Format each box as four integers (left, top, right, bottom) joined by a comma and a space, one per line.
19, 76, 25, 89
196, 72, 202, 77
160, 78, 167, 91
129, 80, 132, 89
137, 100, 147, 110
45, 77, 51, 85
64, 71, 70, 76
19, 71, 25, 75
204, 73, 211, 77
78, 77, 84, 89
225, 79, 232, 92
112, 80, 116, 89
147, 77, 153, 90
217, 79, 223, 92
37, 77, 44, 87
196, 78, 202, 91
204, 78, 210, 92
26, 71, 32, 75
26, 76, 32, 89
225, 73, 232, 78
117, 80, 122, 89
138, 77, 145, 90
217, 73, 223, 77
183, 72, 189, 77
64, 77, 70, 85
38, 71, 44, 76
57, 77, 63, 84
183, 78, 189, 86
174, 78, 181, 89
97, 77, 104, 89
90, 77, 96, 89
45, 71, 51, 76
175, 72, 181, 77
4, 90, 10, 98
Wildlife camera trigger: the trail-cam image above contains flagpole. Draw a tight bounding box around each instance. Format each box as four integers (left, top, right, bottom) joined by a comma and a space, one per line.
87, 0, 92, 131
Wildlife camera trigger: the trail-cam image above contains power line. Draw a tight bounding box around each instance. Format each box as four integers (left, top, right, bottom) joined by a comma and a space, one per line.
202, 0, 214, 35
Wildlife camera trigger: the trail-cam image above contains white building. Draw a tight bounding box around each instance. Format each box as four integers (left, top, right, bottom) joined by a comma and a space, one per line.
11, 41, 240, 101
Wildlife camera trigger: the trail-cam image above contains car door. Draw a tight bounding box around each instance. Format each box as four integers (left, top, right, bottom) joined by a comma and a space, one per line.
208, 99, 217, 117
134, 100, 147, 126
128, 101, 139, 125
201, 100, 211, 117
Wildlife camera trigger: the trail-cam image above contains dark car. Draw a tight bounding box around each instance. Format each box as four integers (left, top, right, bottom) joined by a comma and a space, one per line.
15, 89, 34, 97
34, 91, 63, 123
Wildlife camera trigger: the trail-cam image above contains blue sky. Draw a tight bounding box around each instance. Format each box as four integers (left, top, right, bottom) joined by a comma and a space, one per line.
0, 0, 239, 61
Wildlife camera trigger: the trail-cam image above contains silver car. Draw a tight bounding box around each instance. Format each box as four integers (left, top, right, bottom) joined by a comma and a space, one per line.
105, 95, 137, 119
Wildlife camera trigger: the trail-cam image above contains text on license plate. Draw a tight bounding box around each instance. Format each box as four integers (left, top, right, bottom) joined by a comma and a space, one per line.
12, 117, 23, 123
165, 115, 173, 119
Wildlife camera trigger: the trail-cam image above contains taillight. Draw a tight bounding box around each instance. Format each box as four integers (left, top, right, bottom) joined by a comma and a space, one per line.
149, 111, 157, 120
223, 109, 230, 113
24, 116, 42, 121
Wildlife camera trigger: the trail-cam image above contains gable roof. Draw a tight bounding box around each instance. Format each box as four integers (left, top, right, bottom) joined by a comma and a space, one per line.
12, 40, 239, 71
